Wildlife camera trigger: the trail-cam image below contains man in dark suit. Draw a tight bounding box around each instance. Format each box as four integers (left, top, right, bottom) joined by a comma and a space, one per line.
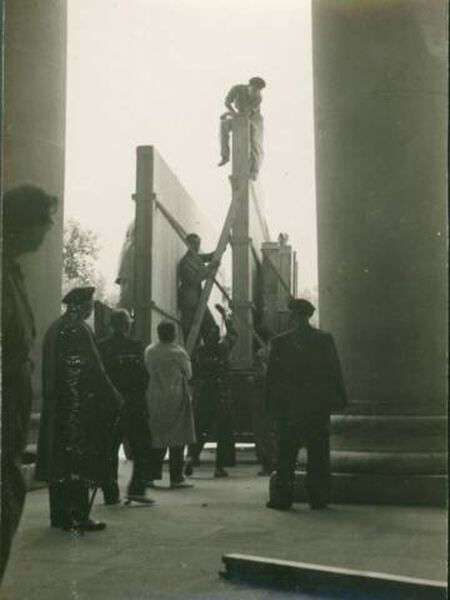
98, 309, 154, 505
266, 299, 346, 510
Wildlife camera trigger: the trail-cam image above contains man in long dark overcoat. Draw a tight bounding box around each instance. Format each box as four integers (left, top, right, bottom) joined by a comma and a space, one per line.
266, 299, 346, 510
35, 287, 123, 531
1, 185, 57, 580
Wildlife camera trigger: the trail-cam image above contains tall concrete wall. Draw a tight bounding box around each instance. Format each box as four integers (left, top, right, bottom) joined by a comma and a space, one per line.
3, 0, 67, 410
310, 0, 447, 505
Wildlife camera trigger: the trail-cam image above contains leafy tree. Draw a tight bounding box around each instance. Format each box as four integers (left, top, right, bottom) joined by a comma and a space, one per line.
62, 219, 118, 308
63, 218, 100, 285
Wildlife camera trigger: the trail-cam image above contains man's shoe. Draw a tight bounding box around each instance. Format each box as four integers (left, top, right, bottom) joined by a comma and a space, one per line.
82, 519, 107, 532
170, 480, 194, 489
184, 463, 194, 477
125, 494, 155, 505
214, 468, 229, 478
61, 520, 84, 533
104, 497, 121, 506
218, 157, 229, 167
266, 501, 291, 511
257, 468, 273, 477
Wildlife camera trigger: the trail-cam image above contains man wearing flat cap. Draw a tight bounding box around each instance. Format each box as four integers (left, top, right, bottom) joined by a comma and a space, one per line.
218, 76, 266, 180
35, 286, 123, 532
1, 185, 57, 580
266, 298, 347, 511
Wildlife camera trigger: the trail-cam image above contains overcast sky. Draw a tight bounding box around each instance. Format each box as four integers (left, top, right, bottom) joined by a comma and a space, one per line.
65, 0, 317, 292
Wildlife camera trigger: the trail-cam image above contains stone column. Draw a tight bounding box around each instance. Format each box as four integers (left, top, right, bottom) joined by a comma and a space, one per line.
309, 0, 447, 504
3, 0, 67, 411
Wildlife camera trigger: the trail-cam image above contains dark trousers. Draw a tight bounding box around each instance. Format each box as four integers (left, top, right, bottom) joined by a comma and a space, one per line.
180, 306, 216, 346
220, 113, 264, 178
149, 446, 184, 483
102, 408, 152, 501
0, 457, 26, 581
1, 371, 32, 581
48, 479, 90, 527
253, 385, 277, 472
188, 400, 234, 468
272, 416, 331, 508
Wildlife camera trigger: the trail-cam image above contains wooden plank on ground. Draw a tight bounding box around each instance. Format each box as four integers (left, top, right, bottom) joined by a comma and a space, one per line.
221, 554, 447, 599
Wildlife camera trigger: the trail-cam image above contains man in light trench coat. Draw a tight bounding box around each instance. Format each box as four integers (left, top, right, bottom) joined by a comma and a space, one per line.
145, 320, 196, 488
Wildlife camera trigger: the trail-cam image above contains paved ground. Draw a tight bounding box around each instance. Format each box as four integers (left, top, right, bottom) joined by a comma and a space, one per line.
2, 452, 447, 600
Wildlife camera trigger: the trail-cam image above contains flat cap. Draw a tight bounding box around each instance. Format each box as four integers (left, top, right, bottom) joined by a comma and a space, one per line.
249, 76, 266, 89
62, 286, 95, 305
288, 298, 315, 317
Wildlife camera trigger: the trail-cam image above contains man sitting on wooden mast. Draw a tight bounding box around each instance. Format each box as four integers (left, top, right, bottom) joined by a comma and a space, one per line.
218, 76, 266, 180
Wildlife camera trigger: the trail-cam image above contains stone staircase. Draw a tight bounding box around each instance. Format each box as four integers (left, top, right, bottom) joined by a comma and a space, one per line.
293, 415, 447, 506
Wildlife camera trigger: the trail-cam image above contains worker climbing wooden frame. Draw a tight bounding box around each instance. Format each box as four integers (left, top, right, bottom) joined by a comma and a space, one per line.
154, 198, 267, 351
185, 186, 240, 354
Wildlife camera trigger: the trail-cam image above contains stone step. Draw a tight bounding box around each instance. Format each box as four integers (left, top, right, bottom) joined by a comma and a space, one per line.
298, 450, 447, 475
200, 446, 447, 476
288, 472, 447, 507
346, 401, 447, 417
330, 416, 447, 453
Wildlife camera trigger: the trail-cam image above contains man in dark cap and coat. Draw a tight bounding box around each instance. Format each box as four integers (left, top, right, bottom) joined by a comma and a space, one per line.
1, 185, 57, 579
266, 298, 347, 511
35, 286, 123, 531
98, 308, 154, 505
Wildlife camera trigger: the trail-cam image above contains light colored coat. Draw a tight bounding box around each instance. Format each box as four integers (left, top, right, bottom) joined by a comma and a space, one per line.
145, 341, 196, 448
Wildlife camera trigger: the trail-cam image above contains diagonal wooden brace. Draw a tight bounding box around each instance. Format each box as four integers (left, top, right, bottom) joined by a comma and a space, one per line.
185, 195, 241, 354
